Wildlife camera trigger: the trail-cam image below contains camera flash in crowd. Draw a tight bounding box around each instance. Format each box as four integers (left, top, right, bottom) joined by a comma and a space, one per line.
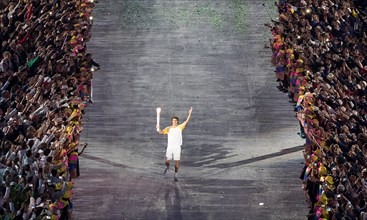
89, 16, 93, 21
297, 35, 301, 39
89, 0, 94, 2
306, 8, 311, 14
91, 67, 95, 72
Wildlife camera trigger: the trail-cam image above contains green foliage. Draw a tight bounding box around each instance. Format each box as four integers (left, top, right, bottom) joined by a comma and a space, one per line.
233, 0, 248, 33
116, 0, 251, 34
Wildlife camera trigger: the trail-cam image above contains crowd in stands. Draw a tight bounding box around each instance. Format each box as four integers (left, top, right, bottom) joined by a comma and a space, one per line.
0, 0, 98, 219
270, 0, 367, 219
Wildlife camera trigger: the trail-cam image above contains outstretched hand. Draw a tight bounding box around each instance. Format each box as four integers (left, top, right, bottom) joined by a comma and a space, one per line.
188, 107, 193, 114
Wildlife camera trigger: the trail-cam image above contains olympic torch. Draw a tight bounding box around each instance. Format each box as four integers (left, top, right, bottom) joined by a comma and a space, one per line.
156, 107, 161, 131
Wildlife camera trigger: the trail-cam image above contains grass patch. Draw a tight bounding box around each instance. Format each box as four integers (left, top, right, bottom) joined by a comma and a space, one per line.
195, 6, 224, 30
118, 0, 154, 28
233, 0, 248, 33
116, 0, 251, 34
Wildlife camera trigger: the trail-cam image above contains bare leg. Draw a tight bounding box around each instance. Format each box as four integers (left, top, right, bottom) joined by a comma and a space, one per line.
70, 169, 77, 179
164, 159, 170, 175
165, 160, 170, 167
174, 160, 180, 181
174, 160, 180, 173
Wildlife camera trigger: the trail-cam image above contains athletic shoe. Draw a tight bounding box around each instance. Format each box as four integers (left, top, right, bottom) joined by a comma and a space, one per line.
174, 173, 178, 182
164, 166, 170, 175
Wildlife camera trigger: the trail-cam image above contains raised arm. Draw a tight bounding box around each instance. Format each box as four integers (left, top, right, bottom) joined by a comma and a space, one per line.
181, 107, 193, 127
156, 125, 165, 135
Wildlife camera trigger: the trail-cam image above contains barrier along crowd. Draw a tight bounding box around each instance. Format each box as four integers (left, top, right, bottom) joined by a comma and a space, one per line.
269, 0, 367, 219
0, 0, 98, 219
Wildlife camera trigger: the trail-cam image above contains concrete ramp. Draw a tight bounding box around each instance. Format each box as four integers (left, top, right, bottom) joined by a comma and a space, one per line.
73, 1, 307, 219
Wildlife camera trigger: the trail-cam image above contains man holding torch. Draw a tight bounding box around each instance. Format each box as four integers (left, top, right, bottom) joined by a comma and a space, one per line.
156, 107, 193, 181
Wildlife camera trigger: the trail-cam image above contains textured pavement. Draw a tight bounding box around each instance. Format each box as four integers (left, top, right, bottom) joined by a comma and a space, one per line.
73, 0, 308, 219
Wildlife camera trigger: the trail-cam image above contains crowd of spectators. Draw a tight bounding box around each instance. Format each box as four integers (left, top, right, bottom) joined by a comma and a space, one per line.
0, 0, 98, 219
269, 0, 367, 219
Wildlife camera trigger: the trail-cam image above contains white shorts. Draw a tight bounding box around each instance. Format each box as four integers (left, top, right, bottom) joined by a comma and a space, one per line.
166, 145, 181, 161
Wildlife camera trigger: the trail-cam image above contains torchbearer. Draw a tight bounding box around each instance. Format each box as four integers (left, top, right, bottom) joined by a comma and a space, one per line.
156, 107, 193, 181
